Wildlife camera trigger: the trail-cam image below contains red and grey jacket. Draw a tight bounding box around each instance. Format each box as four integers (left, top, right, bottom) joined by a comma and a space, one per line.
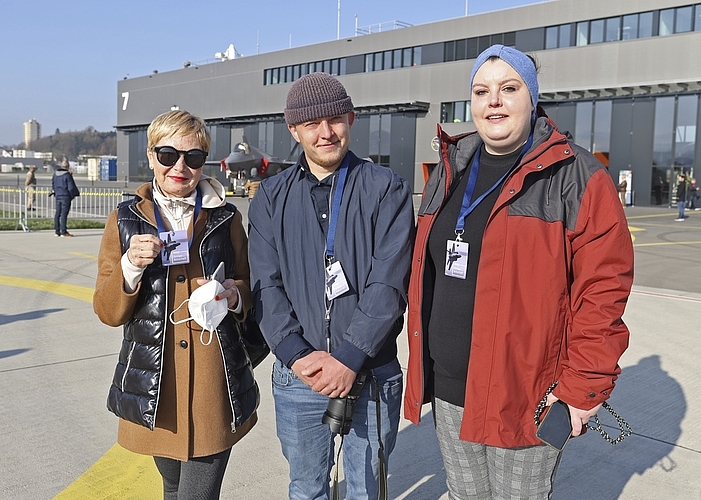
404, 110, 634, 448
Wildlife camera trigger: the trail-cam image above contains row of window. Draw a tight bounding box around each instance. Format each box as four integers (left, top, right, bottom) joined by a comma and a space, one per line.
364, 46, 422, 72
264, 58, 348, 85
264, 3, 701, 86
546, 4, 701, 49
441, 101, 472, 124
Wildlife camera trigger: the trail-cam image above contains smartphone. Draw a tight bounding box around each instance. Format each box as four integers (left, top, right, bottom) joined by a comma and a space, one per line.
209, 261, 225, 283
536, 400, 572, 452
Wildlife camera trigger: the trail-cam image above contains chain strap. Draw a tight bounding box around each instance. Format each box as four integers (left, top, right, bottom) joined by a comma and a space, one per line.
534, 381, 632, 445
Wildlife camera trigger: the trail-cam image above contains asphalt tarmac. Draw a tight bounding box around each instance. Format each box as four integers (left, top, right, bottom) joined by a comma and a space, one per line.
1, 195, 700, 499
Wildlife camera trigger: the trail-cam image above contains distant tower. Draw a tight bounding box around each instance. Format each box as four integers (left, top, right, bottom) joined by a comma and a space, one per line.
23, 119, 41, 147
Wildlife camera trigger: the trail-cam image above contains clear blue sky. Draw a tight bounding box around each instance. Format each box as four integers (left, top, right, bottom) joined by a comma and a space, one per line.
1, 0, 539, 147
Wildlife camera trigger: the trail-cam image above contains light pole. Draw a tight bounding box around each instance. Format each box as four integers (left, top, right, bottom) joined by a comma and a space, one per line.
337, 0, 341, 39
465, 0, 469, 16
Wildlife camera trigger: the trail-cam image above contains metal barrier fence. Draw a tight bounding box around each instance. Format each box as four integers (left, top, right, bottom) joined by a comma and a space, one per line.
0, 185, 132, 231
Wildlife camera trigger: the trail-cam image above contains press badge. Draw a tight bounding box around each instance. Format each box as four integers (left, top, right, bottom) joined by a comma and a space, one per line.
325, 261, 350, 300
159, 230, 190, 266
445, 240, 468, 279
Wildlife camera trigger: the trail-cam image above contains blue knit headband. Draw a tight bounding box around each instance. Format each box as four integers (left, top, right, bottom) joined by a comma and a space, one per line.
469, 44, 539, 109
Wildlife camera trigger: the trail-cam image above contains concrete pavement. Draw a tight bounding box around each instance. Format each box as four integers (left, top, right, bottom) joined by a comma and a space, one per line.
1, 200, 700, 499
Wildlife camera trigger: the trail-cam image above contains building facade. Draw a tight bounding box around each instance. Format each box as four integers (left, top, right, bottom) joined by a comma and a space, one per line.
116, 0, 701, 206
23, 119, 41, 148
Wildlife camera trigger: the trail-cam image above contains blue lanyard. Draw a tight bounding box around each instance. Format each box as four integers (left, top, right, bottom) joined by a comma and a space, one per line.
153, 186, 202, 248
455, 136, 533, 239
325, 154, 351, 260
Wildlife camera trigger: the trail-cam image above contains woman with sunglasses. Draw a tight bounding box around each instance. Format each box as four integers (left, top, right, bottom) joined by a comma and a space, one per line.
94, 110, 259, 499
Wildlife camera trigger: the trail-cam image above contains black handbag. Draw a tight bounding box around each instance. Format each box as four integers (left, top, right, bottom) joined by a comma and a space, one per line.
238, 308, 270, 368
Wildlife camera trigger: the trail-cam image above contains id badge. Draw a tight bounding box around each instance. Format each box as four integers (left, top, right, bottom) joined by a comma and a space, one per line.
445, 240, 468, 279
325, 261, 350, 300
159, 230, 190, 266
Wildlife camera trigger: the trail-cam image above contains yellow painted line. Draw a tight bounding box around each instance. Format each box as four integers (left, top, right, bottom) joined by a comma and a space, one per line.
628, 226, 645, 232
54, 444, 161, 499
70, 252, 98, 261
0, 276, 93, 303
0, 275, 161, 496
626, 213, 679, 220
633, 241, 701, 247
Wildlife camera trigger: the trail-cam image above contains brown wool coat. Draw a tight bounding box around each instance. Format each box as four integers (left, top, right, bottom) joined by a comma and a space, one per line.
94, 182, 256, 461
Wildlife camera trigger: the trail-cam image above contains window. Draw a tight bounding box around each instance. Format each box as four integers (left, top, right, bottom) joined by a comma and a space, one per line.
403, 47, 413, 67
639, 12, 654, 37
576, 21, 589, 46
365, 54, 373, 72
676, 6, 693, 33
593, 100, 612, 159
331, 59, 339, 75
384, 50, 393, 69
696, 4, 701, 31
467, 38, 480, 58
444, 41, 456, 62
264, 69, 272, 85
653, 96, 675, 167
323, 60, 331, 73
271, 67, 279, 85
659, 8, 674, 36
374, 52, 383, 71
413, 46, 422, 66
590, 19, 604, 43
285, 66, 293, 82
545, 26, 558, 49
441, 101, 472, 123
622, 14, 638, 40
574, 101, 593, 151
339, 58, 347, 75
293, 65, 300, 80
456, 39, 467, 60
441, 102, 454, 123
504, 32, 516, 47
675, 95, 698, 167
559, 24, 572, 47
605, 17, 620, 42
393, 49, 402, 68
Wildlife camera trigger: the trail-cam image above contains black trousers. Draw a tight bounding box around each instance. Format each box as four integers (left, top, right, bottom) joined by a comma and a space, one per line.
153, 448, 232, 500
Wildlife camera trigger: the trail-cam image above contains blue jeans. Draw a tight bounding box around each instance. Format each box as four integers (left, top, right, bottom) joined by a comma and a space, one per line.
54, 196, 71, 235
272, 357, 403, 500
678, 201, 685, 219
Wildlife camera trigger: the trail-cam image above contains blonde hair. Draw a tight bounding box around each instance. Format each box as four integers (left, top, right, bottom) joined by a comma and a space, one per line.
146, 110, 211, 152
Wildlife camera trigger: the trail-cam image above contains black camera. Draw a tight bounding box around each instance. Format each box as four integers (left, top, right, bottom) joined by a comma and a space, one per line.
322, 371, 368, 435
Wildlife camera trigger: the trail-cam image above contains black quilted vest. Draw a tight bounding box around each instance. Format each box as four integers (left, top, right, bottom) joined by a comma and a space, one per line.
106, 196, 259, 431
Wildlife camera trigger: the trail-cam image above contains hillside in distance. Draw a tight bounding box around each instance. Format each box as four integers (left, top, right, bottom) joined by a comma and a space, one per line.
29, 126, 116, 160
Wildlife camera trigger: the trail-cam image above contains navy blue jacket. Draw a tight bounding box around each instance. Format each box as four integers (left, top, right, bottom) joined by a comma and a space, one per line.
248, 151, 415, 373
52, 168, 80, 198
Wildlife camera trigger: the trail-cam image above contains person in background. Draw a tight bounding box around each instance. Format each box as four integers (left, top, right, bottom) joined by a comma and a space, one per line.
248, 73, 414, 499
404, 45, 634, 499
51, 159, 79, 237
688, 178, 698, 211
93, 110, 259, 499
243, 167, 262, 202
25, 165, 37, 211
675, 173, 687, 221
618, 177, 627, 207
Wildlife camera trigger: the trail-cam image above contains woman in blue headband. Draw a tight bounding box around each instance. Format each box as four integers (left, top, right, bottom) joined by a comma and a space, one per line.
405, 45, 633, 499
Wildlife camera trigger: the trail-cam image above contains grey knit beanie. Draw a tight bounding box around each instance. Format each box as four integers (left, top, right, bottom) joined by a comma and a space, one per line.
284, 72, 354, 125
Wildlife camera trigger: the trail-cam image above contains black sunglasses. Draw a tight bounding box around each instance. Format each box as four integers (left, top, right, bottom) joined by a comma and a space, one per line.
153, 146, 208, 169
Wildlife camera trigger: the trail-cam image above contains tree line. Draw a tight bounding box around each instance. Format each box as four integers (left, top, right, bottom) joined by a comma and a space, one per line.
26, 127, 116, 161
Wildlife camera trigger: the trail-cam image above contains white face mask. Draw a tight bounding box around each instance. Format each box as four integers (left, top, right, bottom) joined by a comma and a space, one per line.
169, 280, 228, 345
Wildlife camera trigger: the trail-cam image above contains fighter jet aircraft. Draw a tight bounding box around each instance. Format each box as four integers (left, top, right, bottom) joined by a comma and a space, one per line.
162, 233, 181, 262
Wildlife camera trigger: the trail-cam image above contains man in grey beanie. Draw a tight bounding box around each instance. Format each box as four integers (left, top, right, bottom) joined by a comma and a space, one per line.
249, 72, 415, 499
